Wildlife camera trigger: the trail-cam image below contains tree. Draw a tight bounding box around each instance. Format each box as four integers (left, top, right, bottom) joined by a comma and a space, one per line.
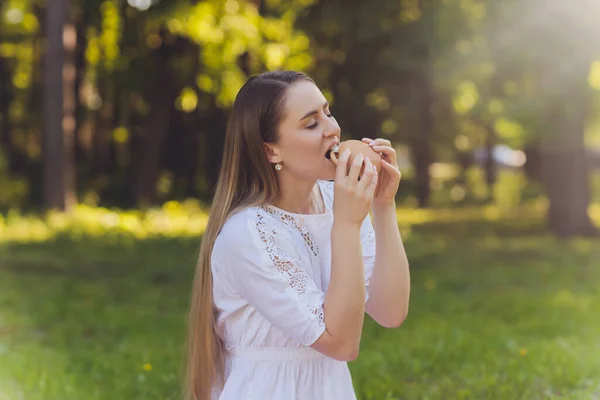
488, 0, 598, 236
300, 0, 474, 207
43, 0, 76, 211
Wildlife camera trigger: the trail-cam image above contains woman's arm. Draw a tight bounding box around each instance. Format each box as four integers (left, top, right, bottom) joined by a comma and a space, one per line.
311, 152, 378, 361
365, 203, 410, 328
311, 221, 365, 361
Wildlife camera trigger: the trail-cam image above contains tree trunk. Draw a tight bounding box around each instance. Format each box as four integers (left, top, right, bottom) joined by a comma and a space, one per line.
43, 0, 77, 211
164, 108, 188, 196
166, 47, 201, 199
62, 20, 77, 206
484, 122, 497, 191
205, 99, 227, 193
410, 59, 433, 208
73, 11, 87, 167
132, 31, 179, 205
541, 148, 595, 236
540, 78, 596, 236
91, 78, 115, 179
0, 57, 11, 156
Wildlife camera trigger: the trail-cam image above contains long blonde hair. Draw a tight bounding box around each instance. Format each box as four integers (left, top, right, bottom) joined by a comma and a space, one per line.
183, 71, 313, 400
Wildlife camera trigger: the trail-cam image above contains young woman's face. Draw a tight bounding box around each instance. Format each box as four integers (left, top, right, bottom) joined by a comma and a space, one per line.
271, 80, 341, 181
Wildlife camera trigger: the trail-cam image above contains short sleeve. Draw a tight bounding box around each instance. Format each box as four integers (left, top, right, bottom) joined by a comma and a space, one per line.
218, 209, 327, 347
360, 213, 376, 302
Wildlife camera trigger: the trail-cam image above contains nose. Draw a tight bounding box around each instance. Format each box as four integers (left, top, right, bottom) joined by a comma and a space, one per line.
323, 115, 341, 139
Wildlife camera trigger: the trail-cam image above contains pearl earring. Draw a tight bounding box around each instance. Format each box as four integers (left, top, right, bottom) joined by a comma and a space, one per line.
275, 163, 282, 171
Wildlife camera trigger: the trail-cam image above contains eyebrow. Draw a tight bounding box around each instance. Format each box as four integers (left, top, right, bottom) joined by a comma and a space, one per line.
299, 101, 329, 121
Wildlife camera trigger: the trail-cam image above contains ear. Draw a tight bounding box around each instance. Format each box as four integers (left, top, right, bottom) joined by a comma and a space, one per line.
263, 143, 281, 164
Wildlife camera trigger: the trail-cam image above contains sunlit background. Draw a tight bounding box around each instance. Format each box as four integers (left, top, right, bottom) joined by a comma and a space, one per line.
1, 0, 599, 399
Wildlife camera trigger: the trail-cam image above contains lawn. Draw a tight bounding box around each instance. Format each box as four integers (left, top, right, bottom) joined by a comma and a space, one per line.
0, 205, 599, 400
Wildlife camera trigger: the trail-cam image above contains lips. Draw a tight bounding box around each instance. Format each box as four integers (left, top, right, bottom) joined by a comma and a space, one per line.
325, 143, 340, 160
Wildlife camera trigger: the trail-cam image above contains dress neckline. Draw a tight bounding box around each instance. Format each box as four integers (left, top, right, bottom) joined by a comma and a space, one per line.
264, 181, 332, 219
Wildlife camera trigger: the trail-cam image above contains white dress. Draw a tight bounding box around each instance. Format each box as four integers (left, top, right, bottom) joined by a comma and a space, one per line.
210, 180, 376, 400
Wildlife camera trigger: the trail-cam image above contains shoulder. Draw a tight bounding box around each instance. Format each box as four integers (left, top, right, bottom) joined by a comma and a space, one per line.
211, 207, 261, 281
213, 206, 290, 257
214, 207, 258, 251
211, 206, 300, 280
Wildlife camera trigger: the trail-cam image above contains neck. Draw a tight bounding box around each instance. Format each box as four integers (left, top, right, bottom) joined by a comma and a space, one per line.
273, 173, 322, 215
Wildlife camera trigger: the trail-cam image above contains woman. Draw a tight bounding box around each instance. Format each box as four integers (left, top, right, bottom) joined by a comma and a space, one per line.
184, 70, 410, 400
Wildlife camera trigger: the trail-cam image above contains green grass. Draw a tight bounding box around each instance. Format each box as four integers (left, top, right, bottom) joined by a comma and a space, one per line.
0, 207, 599, 400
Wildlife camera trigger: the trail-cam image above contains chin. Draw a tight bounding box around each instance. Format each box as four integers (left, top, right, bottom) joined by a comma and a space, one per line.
302, 158, 336, 182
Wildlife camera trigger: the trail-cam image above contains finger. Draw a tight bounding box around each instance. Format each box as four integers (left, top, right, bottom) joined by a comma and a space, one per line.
335, 149, 352, 182
347, 153, 364, 184
357, 157, 374, 191
371, 145, 397, 163
362, 137, 375, 144
368, 138, 392, 147
371, 145, 394, 152
381, 159, 402, 178
367, 164, 379, 196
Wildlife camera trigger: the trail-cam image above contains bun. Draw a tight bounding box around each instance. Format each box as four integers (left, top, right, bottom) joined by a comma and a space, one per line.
330, 140, 382, 175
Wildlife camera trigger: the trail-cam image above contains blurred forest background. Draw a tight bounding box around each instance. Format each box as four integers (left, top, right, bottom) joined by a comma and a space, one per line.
0, 0, 598, 235
1, 1, 600, 399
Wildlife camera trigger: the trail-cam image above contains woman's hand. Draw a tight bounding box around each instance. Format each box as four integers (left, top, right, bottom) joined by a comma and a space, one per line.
332, 149, 379, 227
361, 137, 401, 208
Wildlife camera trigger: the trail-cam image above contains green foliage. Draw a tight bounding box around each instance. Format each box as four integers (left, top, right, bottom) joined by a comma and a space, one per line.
98, 0, 122, 70
420, 164, 550, 210
163, 0, 314, 107
0, 148, 27, 208
0, 200, 209, 242
492, 170, 527, 216
1, 209, 599, 399
1, 0, 599, 215
0, 0, 39, 37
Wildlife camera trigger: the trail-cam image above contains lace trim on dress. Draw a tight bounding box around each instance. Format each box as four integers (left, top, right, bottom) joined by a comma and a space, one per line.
260, 205, 319, 257
252, 209, 325, 327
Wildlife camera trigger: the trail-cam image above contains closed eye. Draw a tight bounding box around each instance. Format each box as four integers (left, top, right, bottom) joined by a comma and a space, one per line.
307, 113, 334, 130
